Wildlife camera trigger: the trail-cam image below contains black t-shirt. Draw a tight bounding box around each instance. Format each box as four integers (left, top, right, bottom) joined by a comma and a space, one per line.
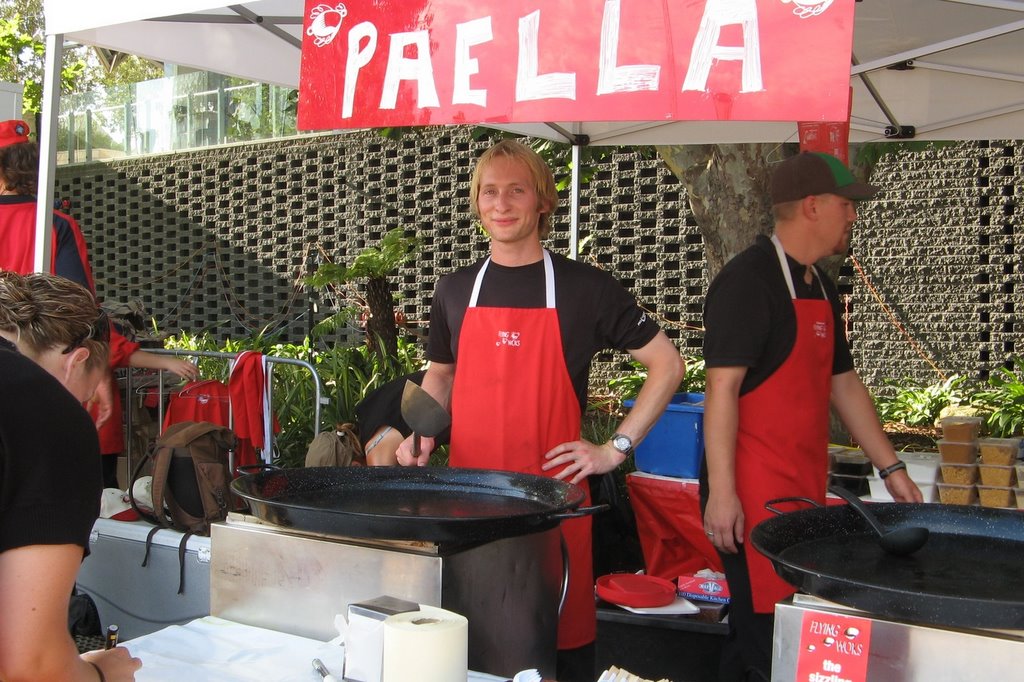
426, 251, 661, 412
354, 370, 451, 447
702, 235, 854, 396
0, 337, 102, 554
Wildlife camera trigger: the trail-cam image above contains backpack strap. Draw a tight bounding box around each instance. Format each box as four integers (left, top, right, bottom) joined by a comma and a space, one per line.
148, 438, 179, 531
141, 526, 162, 568
176, 532, 194, 595
129, 441, 165, 528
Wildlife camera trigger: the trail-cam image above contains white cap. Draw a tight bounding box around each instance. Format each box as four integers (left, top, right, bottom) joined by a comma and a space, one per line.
100, 488, 139, 521
131, 476, 154, 513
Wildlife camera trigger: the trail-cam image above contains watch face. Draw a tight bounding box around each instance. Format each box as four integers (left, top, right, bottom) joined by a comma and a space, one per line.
613, 435, 632, 451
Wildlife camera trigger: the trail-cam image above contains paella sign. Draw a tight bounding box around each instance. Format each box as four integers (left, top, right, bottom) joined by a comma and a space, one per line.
795, 610, 873, 682
298, 0, 855, 131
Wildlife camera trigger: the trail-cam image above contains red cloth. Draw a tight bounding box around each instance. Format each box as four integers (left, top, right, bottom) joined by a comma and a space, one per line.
162, 379, 257, 471
228, 352, 269, 450
163, 380, 231, 428
449, 253, 594, 650
627, 473, 723, 579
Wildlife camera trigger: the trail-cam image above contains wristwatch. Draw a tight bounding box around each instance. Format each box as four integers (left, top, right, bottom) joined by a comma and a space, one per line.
609, 433, 634, 457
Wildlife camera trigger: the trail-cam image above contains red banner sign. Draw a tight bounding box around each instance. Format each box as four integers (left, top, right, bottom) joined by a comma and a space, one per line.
298, 0, 855, 132
795, 610, 873, 682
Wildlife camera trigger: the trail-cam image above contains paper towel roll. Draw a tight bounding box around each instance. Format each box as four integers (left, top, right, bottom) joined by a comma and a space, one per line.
382, 605, 468, 682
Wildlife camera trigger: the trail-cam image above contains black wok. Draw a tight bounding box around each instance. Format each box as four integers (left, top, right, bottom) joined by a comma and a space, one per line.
231, 466, 603, 545
751, 499, 1024, 629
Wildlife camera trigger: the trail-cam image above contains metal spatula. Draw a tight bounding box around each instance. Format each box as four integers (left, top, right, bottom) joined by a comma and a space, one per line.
400, 380, 451, 460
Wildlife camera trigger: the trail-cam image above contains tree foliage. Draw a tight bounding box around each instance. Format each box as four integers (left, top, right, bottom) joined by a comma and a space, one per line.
0, 0, 161, 117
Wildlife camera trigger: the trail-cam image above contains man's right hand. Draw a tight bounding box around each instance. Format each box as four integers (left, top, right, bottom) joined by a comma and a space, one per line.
394, 434, 434, 467
703, 491, 745, 554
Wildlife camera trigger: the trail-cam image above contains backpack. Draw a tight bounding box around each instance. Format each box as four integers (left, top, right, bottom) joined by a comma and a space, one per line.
129, 421, 237, 594
304, 422, 364, 467
130, 421, 239, 534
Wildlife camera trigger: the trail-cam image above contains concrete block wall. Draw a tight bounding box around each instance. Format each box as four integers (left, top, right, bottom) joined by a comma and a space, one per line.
850, 140, 1021, 389
55, 128, 1022, 392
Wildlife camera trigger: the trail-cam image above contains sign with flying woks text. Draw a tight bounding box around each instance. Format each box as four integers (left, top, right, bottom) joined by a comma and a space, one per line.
298, 0, 854, 131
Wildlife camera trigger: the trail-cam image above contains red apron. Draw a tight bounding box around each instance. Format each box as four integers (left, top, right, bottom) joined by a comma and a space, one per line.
735, 235, 834, 613
450, 251, 595, 649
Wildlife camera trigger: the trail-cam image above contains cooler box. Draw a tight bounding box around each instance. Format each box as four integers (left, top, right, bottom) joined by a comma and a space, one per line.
626, 392, 705, 478
76, 519, 212, 640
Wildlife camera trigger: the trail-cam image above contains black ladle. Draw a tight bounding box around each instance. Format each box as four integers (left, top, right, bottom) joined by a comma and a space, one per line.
828, 485, 929, 556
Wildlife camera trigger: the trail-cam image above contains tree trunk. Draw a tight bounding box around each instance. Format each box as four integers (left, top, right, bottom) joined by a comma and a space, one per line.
657, 142, 865, 443
363, 276, 398, 359
657, 143, 777, 281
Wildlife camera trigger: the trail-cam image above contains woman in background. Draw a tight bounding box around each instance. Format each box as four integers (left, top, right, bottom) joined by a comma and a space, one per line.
0, 119, 198, 487
0, 271, 141, 682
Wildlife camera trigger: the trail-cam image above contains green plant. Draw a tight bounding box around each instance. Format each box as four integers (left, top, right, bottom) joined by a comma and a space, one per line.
307, 228, 420, 359
874, 375, 968, 428
973, 358, 1024, 438
607, 355, 706, 400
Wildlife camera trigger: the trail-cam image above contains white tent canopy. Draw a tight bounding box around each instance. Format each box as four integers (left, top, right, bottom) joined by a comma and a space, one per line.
35, 0, 1024, 265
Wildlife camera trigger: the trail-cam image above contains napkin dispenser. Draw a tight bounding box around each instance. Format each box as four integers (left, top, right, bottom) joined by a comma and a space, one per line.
344, 596, 419, 682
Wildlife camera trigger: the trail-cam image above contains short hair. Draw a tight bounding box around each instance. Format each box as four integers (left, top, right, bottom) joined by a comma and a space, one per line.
469, 139, 559, 239
772, 199, 801, 222
0, 271, 109, 371
0, 142, 39, 196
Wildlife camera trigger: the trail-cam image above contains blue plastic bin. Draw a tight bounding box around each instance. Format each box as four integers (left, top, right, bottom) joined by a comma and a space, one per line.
624, 392, 705, 479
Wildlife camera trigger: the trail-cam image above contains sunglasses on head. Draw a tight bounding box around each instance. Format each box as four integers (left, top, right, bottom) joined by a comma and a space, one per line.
63, 308, 111, 354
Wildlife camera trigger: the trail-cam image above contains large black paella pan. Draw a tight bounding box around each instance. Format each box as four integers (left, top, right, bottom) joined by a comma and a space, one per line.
231, 466, 601, 545
751, 499, 1024, 629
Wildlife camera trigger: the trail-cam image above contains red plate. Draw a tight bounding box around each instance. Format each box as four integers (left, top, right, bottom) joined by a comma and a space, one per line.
596, 574, 677, 608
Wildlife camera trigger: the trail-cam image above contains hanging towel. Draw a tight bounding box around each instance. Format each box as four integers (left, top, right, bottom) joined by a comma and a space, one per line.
228, 351, 277, 465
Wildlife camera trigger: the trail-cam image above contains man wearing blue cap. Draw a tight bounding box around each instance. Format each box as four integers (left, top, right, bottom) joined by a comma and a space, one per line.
700, 152, 923, 681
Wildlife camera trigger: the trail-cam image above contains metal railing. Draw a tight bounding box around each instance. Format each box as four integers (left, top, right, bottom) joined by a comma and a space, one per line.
122, 349, 324, 476
59, 72, 299, 164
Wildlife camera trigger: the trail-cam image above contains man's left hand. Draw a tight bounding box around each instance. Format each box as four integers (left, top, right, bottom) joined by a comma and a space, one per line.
542, 440, 623, 485
885, 469, 924, 503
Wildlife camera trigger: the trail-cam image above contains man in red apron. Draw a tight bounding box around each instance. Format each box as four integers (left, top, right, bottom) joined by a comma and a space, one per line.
396, 140, 685, 682
700, 152, 922, 681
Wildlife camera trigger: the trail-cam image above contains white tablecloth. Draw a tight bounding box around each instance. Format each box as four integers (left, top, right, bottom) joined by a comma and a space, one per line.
124, 616, 506, 682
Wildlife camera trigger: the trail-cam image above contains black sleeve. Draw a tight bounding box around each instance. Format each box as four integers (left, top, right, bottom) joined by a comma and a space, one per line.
822, 275, 855, 375
355, 370, 426, 446
425, 275, 457, 364
593, 272, 661, 353
51, 218, 92, 291
703, 267, 774, 369
0, 355, 101, 554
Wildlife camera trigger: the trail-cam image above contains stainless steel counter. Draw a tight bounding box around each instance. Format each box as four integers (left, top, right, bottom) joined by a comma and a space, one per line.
772, 595, 1024, 681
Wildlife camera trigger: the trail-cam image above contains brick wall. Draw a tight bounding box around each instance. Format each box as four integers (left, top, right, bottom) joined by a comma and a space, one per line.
55, 129, 1022, 392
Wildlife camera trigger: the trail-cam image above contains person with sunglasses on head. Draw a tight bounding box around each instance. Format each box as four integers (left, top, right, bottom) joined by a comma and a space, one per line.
0, 271, 142, 682
0, 119, 198, 487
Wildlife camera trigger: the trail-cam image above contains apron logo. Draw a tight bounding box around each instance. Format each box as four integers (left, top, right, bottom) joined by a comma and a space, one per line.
813, 321, 828, 338
496, 330, 521, 348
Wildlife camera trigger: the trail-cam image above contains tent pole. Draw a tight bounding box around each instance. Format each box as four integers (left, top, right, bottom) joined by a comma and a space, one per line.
34, 32, 63, 273
569, 143, 580, 261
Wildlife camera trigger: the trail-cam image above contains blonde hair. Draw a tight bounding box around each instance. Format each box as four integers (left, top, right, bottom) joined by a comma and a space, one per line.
0, 271, 109, 371
470, 139, 559, 239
